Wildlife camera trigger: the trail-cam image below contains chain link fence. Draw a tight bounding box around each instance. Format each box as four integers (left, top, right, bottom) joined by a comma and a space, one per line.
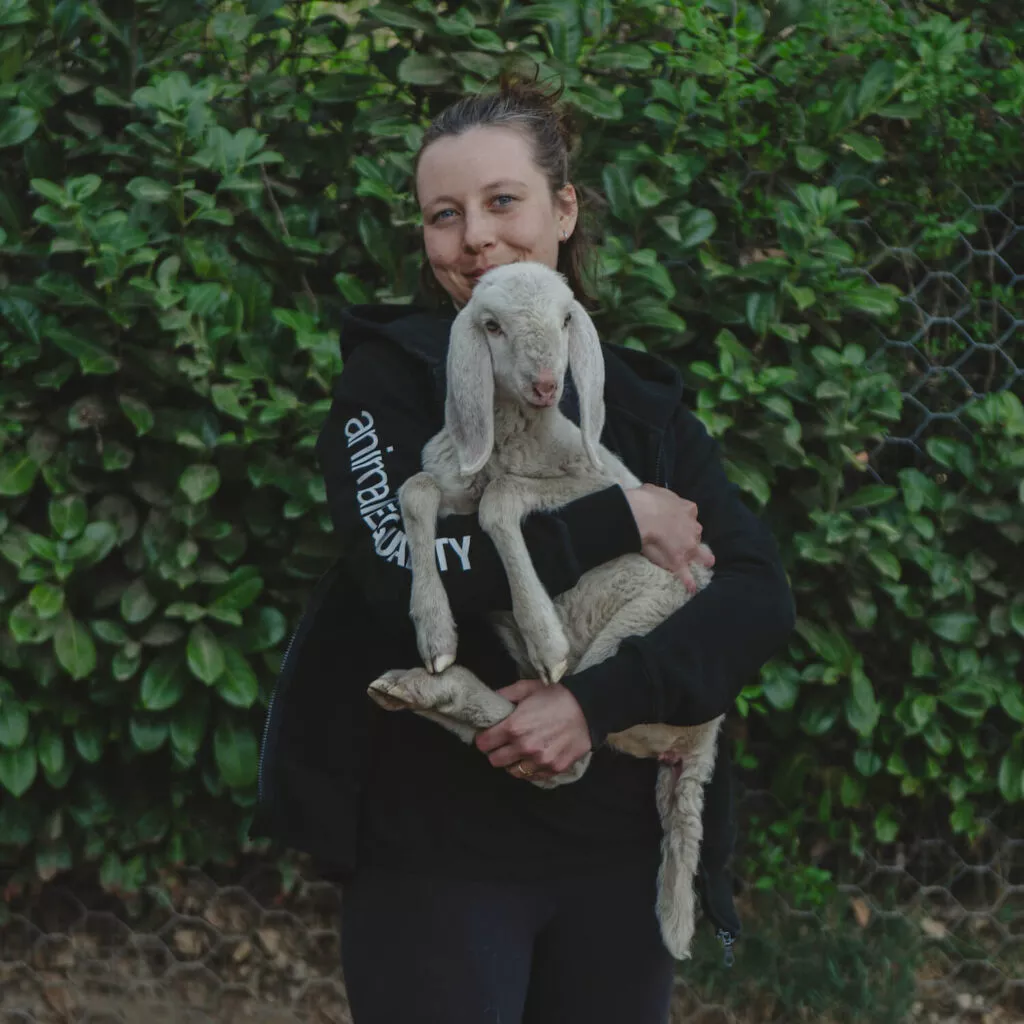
2, 180, 1021, 1024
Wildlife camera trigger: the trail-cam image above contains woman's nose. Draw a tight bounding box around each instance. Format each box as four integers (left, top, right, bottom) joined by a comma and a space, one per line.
462, 214, 495, 252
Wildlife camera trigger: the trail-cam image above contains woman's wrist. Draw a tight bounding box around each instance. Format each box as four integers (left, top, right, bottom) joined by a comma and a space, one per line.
624, 485, 654, 544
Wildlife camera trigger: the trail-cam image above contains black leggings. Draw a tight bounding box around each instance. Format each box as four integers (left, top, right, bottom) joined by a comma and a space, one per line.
340, 863, 675, 1024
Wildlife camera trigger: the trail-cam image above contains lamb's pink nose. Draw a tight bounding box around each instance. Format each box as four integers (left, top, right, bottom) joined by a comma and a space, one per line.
532, 372, 557, 404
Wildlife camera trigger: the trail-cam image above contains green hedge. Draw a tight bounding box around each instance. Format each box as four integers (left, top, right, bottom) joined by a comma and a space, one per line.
0, 0, 1021, 898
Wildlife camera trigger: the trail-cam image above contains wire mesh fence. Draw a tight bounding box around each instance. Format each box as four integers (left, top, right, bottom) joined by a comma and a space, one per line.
1, 181, 1021, 1024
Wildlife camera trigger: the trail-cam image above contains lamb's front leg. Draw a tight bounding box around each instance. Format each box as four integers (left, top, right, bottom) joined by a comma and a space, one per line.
399, 472, 458, 673
368, 664, 515, 743
477, 476, 588, 684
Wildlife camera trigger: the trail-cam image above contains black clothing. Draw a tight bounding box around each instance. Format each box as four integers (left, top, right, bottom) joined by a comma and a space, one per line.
340, 862, 676, 1024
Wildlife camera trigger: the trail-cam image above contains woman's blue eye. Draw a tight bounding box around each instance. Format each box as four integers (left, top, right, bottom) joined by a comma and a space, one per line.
432, 209, 455, 223
493, 194, 516, 208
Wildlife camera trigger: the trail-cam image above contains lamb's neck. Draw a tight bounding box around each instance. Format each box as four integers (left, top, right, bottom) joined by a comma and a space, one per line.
492, 398, 563, 450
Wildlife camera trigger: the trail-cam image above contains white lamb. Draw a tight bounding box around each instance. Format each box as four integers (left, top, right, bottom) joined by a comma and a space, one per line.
366, 261, 724, 960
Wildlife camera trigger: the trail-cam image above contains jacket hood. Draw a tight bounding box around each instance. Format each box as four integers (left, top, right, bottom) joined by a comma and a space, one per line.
338, 302, 685, 433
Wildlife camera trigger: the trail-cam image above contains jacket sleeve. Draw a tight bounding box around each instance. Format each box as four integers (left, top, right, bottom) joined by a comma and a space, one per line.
562, 405, 796, 741
316, 339, 642, 619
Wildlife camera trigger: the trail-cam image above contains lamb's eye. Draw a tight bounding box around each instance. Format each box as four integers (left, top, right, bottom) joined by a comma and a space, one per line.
483, 318, 502, 334
563, 312, 573, 327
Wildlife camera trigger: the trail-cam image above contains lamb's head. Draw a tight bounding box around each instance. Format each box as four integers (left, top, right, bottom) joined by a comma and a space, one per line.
445, 262, 606, 476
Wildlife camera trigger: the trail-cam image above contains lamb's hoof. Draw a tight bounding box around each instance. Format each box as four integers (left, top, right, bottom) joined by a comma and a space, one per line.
413, 609, 458, 677
430, 653, 455, 674
367, 670, 416, 712
541, 659, 568, 685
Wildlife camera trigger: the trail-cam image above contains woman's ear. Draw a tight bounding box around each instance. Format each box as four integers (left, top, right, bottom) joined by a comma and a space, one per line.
566, 300, 606, 469
446, 307, 495, 475
556, 183, 579, 239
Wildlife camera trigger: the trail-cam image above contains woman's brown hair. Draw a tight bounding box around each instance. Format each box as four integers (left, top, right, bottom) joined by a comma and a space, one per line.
414, 71, 597, 307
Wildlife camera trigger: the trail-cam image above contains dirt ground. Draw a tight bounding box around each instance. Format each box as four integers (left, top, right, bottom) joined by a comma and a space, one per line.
0, 862, 1016, 1024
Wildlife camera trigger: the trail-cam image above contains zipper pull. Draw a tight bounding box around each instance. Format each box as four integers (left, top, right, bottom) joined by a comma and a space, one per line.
716, 928, 736, 968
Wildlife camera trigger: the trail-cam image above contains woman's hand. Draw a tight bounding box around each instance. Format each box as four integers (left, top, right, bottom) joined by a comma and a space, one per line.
625, 483, 715, 594
475, 679, 592, 780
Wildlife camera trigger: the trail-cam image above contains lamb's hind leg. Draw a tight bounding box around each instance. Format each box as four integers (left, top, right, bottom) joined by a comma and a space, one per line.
399, 472, 458, 674
568, 591, 723, 959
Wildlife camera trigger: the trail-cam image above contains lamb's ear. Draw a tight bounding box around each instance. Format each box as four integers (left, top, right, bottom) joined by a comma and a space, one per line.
567, 300, 606, 470
445, 307, 494, 476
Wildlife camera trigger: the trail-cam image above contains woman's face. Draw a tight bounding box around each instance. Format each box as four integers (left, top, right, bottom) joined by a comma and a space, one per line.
416, 126, 578, 307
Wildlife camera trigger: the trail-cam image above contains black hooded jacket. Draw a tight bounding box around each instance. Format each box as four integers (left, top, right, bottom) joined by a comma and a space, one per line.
251, 302, 796, 952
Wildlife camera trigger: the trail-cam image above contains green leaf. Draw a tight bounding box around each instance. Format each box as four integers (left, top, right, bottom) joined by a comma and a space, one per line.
187, 624, 226, 684
397, 53, 453, 86
1009, 602, 1024, 639
801, 701, 840, 737
129, 716, 168, 753
838, 485, 897, 511
0, 700, 29, 749
8, 600, 55, 645
677, 208, 717, 248
745, 292, 776, 336
371, 3, 431, 29
0, 107, 39, 149
29, 583, 65, 619
796, 619, 853, 668
210, 568, 263, 614
126, 177, 171, 203
179, 465, 220, 503
874, 806, 899, 844
140, 652, 186, 711
120, 579, 158, 623
54, 615, 97, 680
842, 132, 885, 163
118, 395, 154, 435
857, 60, 895, 115
215, 648, 259, 708
899, 468, 934, 513
0, 451, 40, 496
589, 44, 654, 71
795, 145, 827, 172
450, 52, 502, 78
46, 327, 119, 374
761, 666, 799, 711
725, 461, 770, 506
0, 746, 37, 797
73, 723, 104, 763
112, 645, 142, 682
867, 550, 901, 581
998, 749, 1023, 802
842, 285, 898, 317
633, 176, 665, 209
171, 697, 208, 759
845, 666, 880, 738
929, 613, 978, 644
37, 728, 65, 777
49, 495, 88, 540
214, 722, 258, 788
569, 84, 623, 120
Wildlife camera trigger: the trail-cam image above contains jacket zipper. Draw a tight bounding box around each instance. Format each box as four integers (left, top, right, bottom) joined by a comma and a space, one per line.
256, 625, 299, 804
716, 927, 736, 966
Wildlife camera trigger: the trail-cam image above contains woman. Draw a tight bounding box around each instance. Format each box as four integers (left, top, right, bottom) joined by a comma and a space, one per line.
252, 78, 795, 1024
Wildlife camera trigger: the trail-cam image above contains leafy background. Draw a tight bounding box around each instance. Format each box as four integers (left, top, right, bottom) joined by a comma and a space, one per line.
0, 1, 1022, 1014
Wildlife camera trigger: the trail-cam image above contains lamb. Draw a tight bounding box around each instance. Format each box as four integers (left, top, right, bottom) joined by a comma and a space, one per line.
365, 261, 724, 960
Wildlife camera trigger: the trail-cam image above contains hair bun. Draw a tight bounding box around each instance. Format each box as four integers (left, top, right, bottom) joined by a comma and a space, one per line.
497, 69, 577, 151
